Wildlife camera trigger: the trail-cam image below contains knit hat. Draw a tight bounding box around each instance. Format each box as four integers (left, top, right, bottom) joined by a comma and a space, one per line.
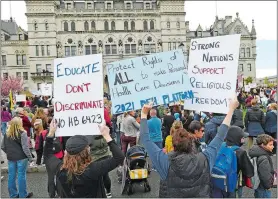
174, 113, 180, 121
66, 135, 89, 155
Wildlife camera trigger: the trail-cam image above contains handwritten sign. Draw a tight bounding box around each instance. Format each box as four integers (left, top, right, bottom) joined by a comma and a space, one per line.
40, 83, 52, 96
183, 34, 241, 114
53, 54, 104, 136
107, 49, 193, 114
15, 94, 26, 102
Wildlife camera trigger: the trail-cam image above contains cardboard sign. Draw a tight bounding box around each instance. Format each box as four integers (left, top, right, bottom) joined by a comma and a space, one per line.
15, 94, 26, 102
107, 49, 193, 114
183, 34, 241, 114
40, 83, 52, 96
53, 54, 104, 136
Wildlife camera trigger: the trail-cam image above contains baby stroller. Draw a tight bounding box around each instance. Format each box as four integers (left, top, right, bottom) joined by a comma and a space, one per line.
120, 145, 151, 195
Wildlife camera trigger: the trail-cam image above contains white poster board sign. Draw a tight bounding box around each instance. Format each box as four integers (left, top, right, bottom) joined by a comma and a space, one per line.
249, 83, 257, 88
41, 83, 52, 96
15, 94, 26, 102
54, 54, 104, 136
107, 49, 193, 114
245, 85, 251, 92
183, 34, 241, 114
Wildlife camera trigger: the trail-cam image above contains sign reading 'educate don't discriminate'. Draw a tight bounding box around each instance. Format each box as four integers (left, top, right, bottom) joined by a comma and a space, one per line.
183, 34, 241, 114
54, 54, 104, 137
107, 49, 194, 114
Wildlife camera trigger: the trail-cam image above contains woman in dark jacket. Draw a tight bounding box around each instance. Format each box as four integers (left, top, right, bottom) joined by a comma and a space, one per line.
245, 99, 265, 150
181, 110, 193, 131
264, 103, 277, 154
231, 104, 244, 129
44, 120, 124, 198
140, 97, 239, 198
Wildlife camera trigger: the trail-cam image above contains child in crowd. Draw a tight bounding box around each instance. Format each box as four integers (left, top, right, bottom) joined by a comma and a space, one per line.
164, 121, 183, 154
249, 134, 275, 198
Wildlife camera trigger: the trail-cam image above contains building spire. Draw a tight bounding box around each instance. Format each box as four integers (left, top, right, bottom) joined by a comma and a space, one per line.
251, 19, 256, 35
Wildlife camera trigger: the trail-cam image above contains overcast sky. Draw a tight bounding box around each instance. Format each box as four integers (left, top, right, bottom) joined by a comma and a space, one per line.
1, 0, 277, 78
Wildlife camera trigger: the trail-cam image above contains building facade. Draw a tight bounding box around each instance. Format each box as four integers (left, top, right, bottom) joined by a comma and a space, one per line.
1, 0, 257, 93
257, 75, 277, 87
1, 19, 30, 90
185, 12, 257, 79
23, 0, 187, 92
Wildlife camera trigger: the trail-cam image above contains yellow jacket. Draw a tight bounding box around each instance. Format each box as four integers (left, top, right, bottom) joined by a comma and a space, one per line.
164, 135, 174, 154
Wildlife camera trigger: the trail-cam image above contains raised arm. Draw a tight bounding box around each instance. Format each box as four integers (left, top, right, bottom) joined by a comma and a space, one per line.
203, 95, 239, 172
140, 104, 169, 180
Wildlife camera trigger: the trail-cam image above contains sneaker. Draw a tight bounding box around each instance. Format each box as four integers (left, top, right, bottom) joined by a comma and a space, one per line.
29, 162, 37, 167
151, 168, 157, 172
26, 192, 33, 198
106, 193, 112, 198
1, 176, 4, 181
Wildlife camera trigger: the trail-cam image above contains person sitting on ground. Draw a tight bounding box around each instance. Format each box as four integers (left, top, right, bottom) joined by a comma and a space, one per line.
43, 120, 125, 198
139, 95, 239, 198
249, 134, 275, 198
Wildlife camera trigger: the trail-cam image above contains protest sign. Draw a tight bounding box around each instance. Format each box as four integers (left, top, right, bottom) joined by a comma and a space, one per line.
245, 85, 251, 92
15, 94, 26, 102
249, 83, 257, 88
40, 83, 52, 96
54, 54, 103, 136
107, 49, 193, 114
183, 34, 241, 114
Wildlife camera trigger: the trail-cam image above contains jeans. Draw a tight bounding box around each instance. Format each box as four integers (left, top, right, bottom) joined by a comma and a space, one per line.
1, 122, 7, 135
237, 186, 243, 198
8, 159, 29, 198
212, 187, 236, 198
115, 131, 122, 147
254, 188, 272, 198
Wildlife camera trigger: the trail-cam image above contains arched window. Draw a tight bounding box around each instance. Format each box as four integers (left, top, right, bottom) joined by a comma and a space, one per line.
91, 21, 96, 31
111, 21, 116, 30
131, 21, 135, 31
104, 21, 109, 31
144, 36, 156, 54
246, 47, 251, 57
143, 20, 148, 31
34, 22, 38, 31
71, 21, 75, 31
167, 21, 170, 29
84, 21, 89, 31
64, 22, 68, 31
150, 20, 154, 30
104, 37, 117, 55
45, 22, 49, 30
124, 21, 128, 31
124, 36, 137, 54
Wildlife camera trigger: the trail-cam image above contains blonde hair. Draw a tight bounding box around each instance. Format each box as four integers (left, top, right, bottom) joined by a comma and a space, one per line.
7, 117, 26, 140
34, 119, 44, 136
270, 103, 277, 110
170, 121, 183, 136
32, 108, 47, 127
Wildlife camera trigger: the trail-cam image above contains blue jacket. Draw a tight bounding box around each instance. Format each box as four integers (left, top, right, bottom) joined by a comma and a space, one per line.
140, 118, 229, 180
147, 116, 162, 142
265, 111, 277, 133
204, 116, 225, 144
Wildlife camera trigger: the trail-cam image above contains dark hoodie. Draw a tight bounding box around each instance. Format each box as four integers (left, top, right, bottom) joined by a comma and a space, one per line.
249, 145, 274, 189
204, 116, 225, 144
226, 127, 254, 180
244, 106, 265, 136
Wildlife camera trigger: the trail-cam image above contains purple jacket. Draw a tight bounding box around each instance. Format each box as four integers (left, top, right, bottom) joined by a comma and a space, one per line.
1, 111, 12, 122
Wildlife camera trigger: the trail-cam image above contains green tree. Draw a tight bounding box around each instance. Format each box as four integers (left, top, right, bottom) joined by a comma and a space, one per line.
264, 77, 269, 85
244, 76, 253, 85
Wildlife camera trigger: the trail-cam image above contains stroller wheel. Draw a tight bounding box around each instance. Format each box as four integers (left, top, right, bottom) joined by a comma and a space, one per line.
127, 184, 134, 195
144, 182, 151, 192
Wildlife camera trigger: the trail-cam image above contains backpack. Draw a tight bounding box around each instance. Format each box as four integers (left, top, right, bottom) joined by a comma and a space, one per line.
42, 130, 63, 154
250, 157, 260, 190
211, 142, 239, 192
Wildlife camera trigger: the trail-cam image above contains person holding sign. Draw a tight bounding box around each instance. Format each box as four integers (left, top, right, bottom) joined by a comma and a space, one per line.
43, 119, 124, 198
139, 95, 239, 197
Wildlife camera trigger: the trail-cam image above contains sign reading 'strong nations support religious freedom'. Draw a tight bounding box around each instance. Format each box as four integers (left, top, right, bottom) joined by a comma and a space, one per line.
54, 54, 104, 136
183, 34, 241, 114
107, 49, 194, 114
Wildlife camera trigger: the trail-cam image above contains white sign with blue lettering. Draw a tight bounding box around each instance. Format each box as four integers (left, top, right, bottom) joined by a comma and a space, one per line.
107, 49, 193, 114
54, 54, 104, 136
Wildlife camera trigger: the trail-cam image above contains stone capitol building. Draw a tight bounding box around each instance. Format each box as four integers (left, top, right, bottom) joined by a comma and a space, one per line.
1, 0, 257, 93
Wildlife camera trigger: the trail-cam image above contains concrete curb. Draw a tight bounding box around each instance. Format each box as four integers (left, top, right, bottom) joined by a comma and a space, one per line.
1, 166, 46, 173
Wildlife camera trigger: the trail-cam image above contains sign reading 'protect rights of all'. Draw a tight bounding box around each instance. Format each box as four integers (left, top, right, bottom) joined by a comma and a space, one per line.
54, 54, 103, 136
107, 49, 194, 114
